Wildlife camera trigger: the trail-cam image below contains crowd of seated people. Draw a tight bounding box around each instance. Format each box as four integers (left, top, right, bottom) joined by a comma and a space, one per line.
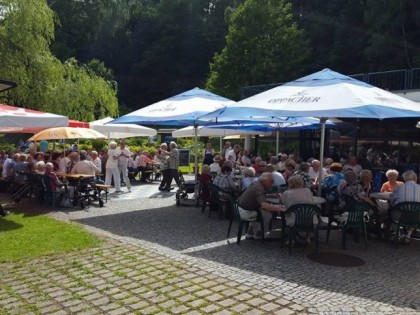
0, 140, 161, 200
199, 141, 420, 244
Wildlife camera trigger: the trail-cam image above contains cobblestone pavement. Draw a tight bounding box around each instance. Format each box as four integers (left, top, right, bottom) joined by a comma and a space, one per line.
1, 178, 420, 314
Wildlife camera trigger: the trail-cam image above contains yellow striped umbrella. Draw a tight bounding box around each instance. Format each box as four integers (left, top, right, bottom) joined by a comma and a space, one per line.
29, 127, 106, 141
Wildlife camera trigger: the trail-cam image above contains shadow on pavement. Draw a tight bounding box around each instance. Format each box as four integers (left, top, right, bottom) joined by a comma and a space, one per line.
74, 203, 420, 312
74, 205, 230, 251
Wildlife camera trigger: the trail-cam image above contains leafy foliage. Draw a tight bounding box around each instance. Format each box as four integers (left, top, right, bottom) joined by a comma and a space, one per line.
0, 0, 118, 121
206, 0, 310, 99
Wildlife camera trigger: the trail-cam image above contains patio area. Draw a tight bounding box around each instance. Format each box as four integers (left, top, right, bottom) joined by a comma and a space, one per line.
36, 178, 420, 314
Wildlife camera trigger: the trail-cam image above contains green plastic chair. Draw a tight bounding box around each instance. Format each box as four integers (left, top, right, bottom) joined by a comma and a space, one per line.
228, 201, 264, 245
390, 202, 420, 248
339, 201, 371, 250
208, 184, 233, 219
283, 203, 320, 255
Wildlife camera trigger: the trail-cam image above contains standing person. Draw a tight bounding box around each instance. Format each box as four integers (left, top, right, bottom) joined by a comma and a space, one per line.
161, 141, 181, 190
116, 140, 132, 192
222, 141, 232, 161
343, 155, 363, 177
105, 141, 121, 193
157, 143, 170, 191
227, 144, 241, 165
202, 143, 215, 166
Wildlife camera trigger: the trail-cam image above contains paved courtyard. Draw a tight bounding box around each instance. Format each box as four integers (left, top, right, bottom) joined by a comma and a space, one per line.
1, 178, 420, 314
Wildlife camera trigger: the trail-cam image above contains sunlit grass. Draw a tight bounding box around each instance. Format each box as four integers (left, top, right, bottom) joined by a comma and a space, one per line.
0, 211, 101, 262
179, 163, 202, 174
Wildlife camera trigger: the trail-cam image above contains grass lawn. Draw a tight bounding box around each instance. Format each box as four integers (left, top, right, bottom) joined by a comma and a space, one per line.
0, 211, 101, 263
179, 163, 202, 174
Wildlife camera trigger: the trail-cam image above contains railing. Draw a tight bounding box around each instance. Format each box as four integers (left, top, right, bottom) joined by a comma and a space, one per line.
240, 68, 420, 99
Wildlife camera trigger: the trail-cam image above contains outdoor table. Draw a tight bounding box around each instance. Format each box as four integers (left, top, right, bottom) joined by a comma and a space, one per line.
266, 197, 280, 204
312, 196, 327, 205
369, 192, 391, 200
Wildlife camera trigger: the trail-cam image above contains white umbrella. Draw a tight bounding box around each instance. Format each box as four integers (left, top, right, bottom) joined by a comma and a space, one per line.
172, 125, 272, 138
0, 103, 68, 133
199, 68, 420, 194
111, 88, 236, 175
90, 117, 156, 139
201, 69, 420, 121
110, 87, 235, 126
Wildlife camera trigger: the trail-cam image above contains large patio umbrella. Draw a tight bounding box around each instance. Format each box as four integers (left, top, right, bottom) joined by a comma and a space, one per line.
173, 118, 339, 154
199, 69, 420, 193
90, 117, 156, 139
200, 68, 420, 121
172, 125, 272, 138
0, 104, 68, 133
29, 127, 106, 141
111, 87, 236, 175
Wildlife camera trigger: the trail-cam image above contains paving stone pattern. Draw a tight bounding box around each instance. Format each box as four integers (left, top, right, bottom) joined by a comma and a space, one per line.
1, 177, 420, 314
0, 242, 305, 315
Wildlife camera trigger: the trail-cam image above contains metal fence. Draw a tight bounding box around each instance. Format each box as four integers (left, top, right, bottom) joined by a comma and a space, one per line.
240, 68, 420, 99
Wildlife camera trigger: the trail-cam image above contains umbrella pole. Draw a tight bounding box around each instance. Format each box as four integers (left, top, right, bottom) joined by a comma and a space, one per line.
317, 118, 327, 197
194, 125, 198, 178
276, 130, 279, 155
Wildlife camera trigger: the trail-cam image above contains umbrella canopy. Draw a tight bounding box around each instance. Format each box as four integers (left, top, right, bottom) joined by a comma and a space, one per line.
0, 104, 68, 133
199, 68, 420, 195
0, 79, 17, 93
111, 87, 236, 176
90, 117, 156, 139
111, 87, 235, 127
173, 118, 338, 137
172, 125, 272, 138
199, 68, 420, 123
69, 120, 90, 128
29, 127, 106, 141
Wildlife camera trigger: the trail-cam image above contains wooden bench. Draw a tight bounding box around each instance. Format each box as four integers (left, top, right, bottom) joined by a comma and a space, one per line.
142, 170, 155, 183
94, 184, 112, 203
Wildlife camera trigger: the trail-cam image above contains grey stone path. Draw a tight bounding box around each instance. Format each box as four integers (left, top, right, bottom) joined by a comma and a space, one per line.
1, 177, 420, 314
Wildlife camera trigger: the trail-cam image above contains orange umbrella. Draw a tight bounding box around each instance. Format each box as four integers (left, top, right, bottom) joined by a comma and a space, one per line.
29, 127, 106, 141
68, 119, 90, 128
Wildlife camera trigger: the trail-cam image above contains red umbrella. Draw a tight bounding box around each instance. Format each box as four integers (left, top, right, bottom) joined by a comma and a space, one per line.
0, 104, 68, 133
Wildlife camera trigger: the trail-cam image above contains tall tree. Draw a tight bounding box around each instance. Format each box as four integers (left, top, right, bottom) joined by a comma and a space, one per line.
0, 0, 118, 119
206, 0, 310, 100
364, 0, 420, 70
0, 0, 63, 108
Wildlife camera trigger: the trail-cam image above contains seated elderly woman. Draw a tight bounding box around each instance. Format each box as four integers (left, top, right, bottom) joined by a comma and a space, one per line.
381, 169, 403, 192
281, 175, 316, 229
359, 169, 374, 195
337, 170, 376, 209
199, 164, 212, 204
283, 159, 296, 182
241, 167, 257, 191
212, 165, 240, 199
321, 162, 344, 201
44, 162, 74, 203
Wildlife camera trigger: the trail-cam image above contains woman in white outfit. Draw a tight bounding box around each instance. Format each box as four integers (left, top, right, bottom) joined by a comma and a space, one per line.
105, 141, 121, 193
